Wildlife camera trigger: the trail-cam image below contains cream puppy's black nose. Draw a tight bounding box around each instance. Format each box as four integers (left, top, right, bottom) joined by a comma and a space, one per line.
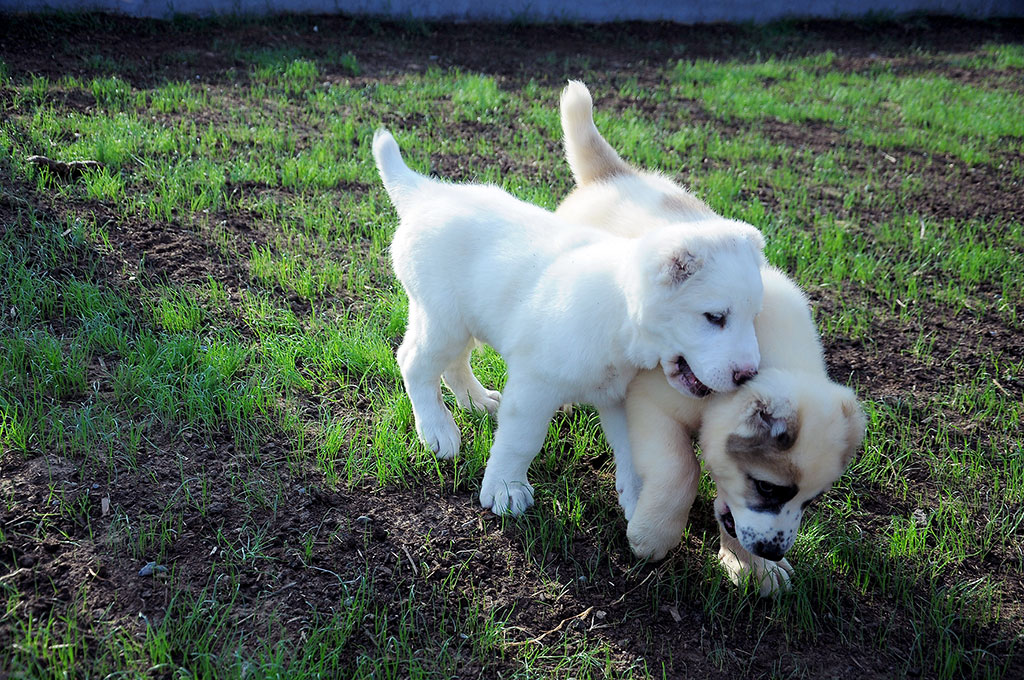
752, 540, 785, 562
733, 368, 757, 386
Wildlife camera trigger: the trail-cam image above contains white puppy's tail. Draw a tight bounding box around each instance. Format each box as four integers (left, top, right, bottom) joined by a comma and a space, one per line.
373, 128, 425, 214
560, 80, 632, 186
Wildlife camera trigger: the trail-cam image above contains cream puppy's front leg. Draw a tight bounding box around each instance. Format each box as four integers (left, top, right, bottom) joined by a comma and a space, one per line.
479, 376, 561, 515
625, 399, 700, 561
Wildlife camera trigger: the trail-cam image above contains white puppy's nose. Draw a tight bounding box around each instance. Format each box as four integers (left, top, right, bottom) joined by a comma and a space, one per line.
732, 367, 757, 386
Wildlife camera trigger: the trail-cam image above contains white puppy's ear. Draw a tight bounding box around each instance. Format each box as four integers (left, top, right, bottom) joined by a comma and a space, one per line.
743, 225, 766, 253
724, 222, 767, 267
657, 248, 703, 286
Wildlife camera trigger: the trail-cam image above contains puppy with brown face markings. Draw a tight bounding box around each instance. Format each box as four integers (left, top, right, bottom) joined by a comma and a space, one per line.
556, 81, 866, 596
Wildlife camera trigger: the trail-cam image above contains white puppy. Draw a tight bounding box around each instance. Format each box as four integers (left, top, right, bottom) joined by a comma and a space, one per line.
556, 81, 865, 595
373, 129, 766, 516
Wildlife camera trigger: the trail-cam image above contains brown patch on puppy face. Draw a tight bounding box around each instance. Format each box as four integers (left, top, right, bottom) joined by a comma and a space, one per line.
725, 428, 801, 486
724, 398, 802, 482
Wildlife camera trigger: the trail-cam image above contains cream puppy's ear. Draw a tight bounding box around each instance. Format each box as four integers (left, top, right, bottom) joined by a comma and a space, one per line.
730, 390, 799, 453
749, 397, 798, 451
720, 375, 800, 454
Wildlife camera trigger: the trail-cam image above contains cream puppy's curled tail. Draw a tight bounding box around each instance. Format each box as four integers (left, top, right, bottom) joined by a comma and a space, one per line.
560, 80, 631, 186
373, 129, 425, 215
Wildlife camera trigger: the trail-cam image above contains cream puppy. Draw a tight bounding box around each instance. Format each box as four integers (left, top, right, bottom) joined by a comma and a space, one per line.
373, 129, 766, 516
556, 82, 865, 595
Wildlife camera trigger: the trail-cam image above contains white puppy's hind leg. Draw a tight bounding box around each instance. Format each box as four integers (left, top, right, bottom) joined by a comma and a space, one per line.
397, 302, 466, 459
479, 378, 559, 515
442, 341, 501, 415
597, 404, 641, 521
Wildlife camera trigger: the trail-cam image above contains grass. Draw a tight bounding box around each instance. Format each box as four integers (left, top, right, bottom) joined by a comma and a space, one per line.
1, 13, 1023, 680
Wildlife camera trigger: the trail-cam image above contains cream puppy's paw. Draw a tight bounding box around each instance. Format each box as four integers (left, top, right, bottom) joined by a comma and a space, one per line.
417, 415, 461, 459
627, 509, 686, 562
627, 524, 676, 562
479, 477, 535, 515
718, 542, 794, 597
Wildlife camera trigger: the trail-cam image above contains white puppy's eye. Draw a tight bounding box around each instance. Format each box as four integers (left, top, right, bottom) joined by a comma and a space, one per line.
704, 312, 726, 328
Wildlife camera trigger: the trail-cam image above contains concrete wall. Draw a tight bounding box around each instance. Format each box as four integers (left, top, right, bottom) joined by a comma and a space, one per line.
1, 0, 1021, 22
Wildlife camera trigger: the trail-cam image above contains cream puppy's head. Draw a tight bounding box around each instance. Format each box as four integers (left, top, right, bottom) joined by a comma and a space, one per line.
699, 368, 866, 561
625, 218, 765, 396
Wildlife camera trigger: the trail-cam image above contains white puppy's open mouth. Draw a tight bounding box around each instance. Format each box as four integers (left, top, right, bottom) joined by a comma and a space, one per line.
667, 355, 713, 398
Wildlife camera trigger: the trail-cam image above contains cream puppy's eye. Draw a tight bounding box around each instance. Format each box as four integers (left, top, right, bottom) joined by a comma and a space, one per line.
704, 312, 726, 327
753, 479, 798, 504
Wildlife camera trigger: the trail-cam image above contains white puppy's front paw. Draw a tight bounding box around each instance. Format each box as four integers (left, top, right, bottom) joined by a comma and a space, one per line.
479, 476, 535, 515
417, 415, 461, 459
718, 544, 794, 597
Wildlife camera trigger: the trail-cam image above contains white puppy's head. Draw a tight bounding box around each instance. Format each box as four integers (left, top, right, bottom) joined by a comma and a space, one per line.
625, 218, 765, 396
699, 368, 866, 561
